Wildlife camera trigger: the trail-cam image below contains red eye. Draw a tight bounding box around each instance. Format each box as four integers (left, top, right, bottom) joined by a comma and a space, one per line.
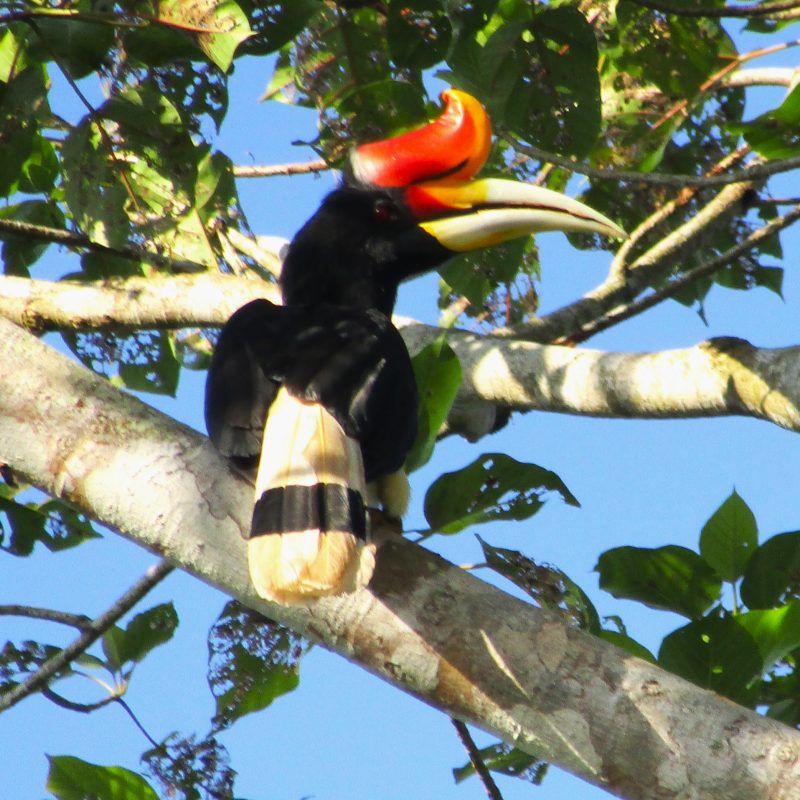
373, 199, 396, 223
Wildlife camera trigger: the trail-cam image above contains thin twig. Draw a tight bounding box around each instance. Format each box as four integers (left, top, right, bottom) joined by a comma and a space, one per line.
451, 719, 504, 800
503, 133, 800, 188
622, 0, 800, 18
116, 697, 161, 748
610, 146, 751, 277
233, 159, 329, 178
0, 217, 206, 273
41, 685, 114, 713
0, 604, 91, 631
0, 559, 174, 714
564, 203, 800, 345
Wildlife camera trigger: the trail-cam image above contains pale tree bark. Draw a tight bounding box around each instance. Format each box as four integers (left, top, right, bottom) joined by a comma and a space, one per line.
1, 316, 799, 800
1, 274, 799, 437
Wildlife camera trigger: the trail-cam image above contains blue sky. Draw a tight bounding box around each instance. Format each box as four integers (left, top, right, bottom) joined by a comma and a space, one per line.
4, 33, 800, 800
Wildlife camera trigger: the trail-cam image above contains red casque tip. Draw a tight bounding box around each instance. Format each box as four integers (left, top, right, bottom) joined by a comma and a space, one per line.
350, 89, 491, 188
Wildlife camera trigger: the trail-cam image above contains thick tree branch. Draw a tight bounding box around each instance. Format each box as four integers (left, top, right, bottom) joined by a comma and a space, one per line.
0, 316, 798, 800
1, 274, 799, 434
397, 322, 800, 434
0, 274, 279, 332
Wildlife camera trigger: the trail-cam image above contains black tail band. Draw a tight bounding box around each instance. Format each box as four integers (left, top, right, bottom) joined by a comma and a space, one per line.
250, 483, 367, 541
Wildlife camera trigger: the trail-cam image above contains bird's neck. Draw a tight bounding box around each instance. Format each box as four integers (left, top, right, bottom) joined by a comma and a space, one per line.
280, 251, 398, 315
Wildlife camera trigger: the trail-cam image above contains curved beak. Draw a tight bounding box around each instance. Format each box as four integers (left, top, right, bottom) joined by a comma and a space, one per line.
405, 178, 626, 250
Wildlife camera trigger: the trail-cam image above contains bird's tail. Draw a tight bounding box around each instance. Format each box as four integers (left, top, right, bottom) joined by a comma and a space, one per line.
247, 388, 375, 605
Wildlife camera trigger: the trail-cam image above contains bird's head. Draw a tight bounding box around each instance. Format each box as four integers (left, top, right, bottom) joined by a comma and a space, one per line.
281, 90, 624, 315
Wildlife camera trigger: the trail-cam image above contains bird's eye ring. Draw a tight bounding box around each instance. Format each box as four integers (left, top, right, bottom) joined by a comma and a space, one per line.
373, 199, 397, 224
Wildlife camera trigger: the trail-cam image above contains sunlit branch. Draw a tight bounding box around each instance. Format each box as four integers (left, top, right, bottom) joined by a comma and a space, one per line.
0, 273, 278, 332
609, 147, 751, 278
564, 204, 800, 345
233, 159, 329, 178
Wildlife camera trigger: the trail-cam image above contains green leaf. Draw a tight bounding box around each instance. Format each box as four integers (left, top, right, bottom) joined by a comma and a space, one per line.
198, 0, 254, 71
208, 601, 309, 730
331, 79, 427, 144
142, 733, 234, 799
102, 603, 179, 671
736, 603, 800, 672
47, 755, 158, 800
423, 453, 578, 535
525, 6, 601, 156
596, 545, 721, 619
753, 265, 784, 298
0, 64, 49, 197
1, 640, 64, 693
118, 331, 181, 396
405, 337, 461, 472
479, 536, 600, 632
0, 201, 66, 276
731, 83, 800, 159
597, 630, 656, 663
453, 741, 547, 785
0, 26, 31, 82
62, 121, 130, 248
62, 329, 181, 397
658, 616, 762, 705
239, 0, 320, 56
698, 490, 758, 583
27, 8, 114, 78
0, 490, 99, 556
741, 531, 800, 609
388, 0, 452, 70
156, 0, 253, 72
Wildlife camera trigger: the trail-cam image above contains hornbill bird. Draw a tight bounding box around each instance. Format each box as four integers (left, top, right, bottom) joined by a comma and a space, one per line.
205, 90, 623, 605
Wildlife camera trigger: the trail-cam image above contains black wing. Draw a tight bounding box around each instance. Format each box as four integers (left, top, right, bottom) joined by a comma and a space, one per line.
204, 299, 418, 481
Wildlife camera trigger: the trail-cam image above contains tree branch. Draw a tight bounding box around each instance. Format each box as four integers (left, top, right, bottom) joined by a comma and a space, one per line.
0, 604, 91, 631
622, 0, 800, 19
0, 217, 207, 274
0, 559, 174, 713
1, 274, 799, 434
397, 321, 800, 434
567, 203, 800, 344
0, 316, 797, 800
0, 273, 279, 332
503, 134, 800, 188
501, 175, 760, 343
451, 719, 504, 800
232, 159, 328, 178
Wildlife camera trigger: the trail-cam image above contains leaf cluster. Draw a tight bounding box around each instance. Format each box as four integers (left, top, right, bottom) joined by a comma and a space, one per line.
5, 1, 800, 798
597, 490, 800, 716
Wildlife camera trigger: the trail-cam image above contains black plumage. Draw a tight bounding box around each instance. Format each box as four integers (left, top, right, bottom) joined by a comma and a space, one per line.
204, 102, 624, 604
204, 187, 443, 604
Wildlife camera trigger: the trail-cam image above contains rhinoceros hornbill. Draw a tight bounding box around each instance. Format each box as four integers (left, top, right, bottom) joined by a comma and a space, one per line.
205, 90, 624, 605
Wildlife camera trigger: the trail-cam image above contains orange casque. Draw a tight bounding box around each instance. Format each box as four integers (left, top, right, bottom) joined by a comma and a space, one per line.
349, 89, 492, 189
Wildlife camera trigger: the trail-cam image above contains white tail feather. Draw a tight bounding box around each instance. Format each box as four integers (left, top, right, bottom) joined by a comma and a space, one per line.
248, 388, 375, 605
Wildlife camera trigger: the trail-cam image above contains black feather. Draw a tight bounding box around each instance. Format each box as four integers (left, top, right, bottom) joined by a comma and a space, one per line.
204, 299, 418, 483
